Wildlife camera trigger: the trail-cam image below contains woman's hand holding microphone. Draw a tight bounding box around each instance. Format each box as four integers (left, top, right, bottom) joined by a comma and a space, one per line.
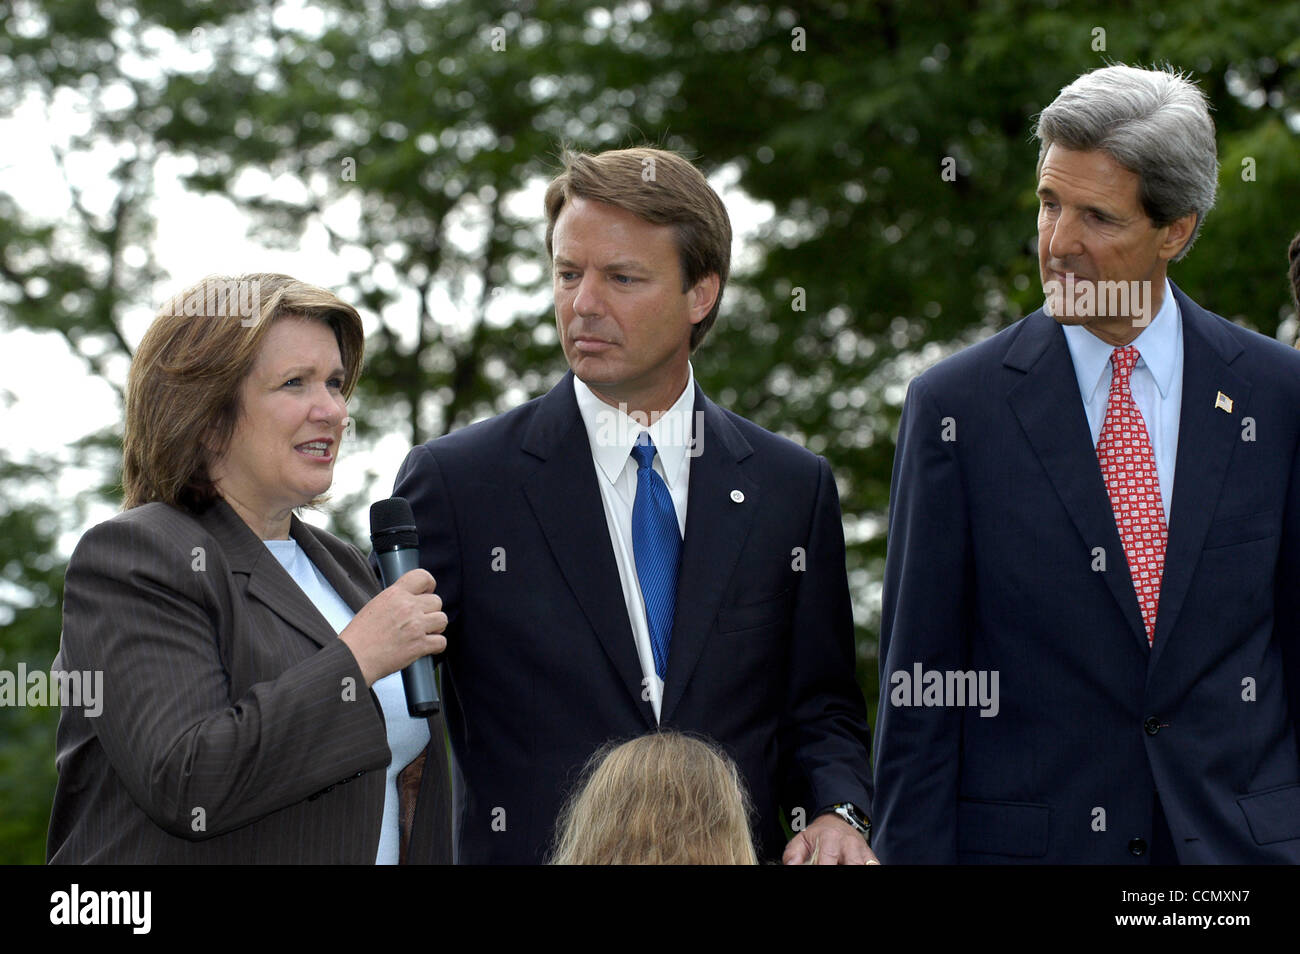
340, 569, 447, 687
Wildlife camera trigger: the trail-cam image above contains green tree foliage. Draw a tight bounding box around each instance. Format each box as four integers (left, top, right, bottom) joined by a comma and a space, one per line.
2, 0, 1297, 862
0, 454, 78, 863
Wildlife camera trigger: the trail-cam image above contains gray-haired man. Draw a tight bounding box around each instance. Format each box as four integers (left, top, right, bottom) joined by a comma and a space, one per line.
875, 65, 1300, 863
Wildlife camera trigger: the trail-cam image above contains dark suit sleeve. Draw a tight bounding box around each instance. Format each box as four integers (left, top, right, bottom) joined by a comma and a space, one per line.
391, 443, 464, 640
59, 518, 390, 840
1277, 431, 1300, 751
873, 376, 972, 863
779, 455, 875, 821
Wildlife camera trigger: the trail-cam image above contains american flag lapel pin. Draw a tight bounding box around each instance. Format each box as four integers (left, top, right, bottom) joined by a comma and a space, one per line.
1214, 391, 1233, 414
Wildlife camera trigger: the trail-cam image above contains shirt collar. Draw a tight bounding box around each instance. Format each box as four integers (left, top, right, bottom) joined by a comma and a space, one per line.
1061, 277, 1180, 403
573, 364, 696, 490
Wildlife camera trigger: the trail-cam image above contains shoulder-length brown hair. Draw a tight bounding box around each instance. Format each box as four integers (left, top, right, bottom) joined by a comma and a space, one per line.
122, 273, 364, 512
550, 731, 758, 865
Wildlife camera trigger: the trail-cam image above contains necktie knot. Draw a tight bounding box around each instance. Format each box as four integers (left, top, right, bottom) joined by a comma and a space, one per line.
631, 434, 657, 471
1110, 345, 1141, 385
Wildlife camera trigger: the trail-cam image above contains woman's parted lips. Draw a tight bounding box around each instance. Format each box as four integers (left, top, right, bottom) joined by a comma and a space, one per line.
294, 438, 336, 458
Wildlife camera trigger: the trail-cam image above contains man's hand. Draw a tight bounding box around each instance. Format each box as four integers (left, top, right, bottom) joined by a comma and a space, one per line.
782, 812, 880, 865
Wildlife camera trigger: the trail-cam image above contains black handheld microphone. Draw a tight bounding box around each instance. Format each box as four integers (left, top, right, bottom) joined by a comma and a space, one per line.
369, 497, 440, 716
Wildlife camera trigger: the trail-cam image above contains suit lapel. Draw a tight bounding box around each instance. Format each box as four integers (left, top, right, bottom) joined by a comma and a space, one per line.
660, 391, 756, 723
198, 500, 340, 650
290, 518, 376, 613
521, 374, 655, 727
1005, 311, 1149, 648
1150, 285, 1249, 668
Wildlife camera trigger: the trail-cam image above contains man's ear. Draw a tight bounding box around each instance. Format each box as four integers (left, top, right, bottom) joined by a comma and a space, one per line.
688, 273, 721, 325
1159, 212, 1198, 261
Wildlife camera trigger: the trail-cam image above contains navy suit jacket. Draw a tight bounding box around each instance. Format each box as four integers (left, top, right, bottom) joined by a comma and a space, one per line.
874, 283, 1300, 863
392, 372, 873, 863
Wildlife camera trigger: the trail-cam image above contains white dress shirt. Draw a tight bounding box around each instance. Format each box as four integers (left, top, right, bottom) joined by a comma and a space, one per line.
1060, 278, 1183, 520
573, 366, 697, 722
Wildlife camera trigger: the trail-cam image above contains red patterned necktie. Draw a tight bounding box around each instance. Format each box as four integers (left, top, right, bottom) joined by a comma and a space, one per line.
1096, 345, 1166, 645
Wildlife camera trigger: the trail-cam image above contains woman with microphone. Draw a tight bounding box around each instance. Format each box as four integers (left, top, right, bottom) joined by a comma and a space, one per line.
48, 274, 451, 863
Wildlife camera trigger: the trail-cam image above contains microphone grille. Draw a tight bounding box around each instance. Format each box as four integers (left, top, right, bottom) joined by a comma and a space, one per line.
370, 496, 415, 531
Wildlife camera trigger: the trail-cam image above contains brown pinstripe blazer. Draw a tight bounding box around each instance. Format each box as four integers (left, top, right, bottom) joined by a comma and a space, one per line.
47, 499, 452, 864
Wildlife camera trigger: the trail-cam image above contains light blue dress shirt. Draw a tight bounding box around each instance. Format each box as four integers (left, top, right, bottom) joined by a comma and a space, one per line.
1059, 278, 1182, 520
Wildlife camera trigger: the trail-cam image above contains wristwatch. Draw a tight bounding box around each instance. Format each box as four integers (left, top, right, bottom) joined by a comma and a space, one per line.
825, 802, 872, 845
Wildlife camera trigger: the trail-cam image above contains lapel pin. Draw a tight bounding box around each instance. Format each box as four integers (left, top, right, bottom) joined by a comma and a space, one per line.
1214, 391, 1233, 414
730, 489, 745, 503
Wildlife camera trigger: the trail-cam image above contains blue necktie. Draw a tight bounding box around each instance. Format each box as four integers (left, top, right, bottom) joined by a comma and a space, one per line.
631, 435, 680, 680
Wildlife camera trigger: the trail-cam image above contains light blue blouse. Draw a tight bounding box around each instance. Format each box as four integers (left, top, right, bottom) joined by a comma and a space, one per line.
264, 538, 431, 864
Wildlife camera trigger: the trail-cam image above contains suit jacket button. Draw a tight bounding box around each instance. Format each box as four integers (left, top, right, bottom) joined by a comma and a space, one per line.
1143, 716, 1161, 736
1128, 837, 1148, 856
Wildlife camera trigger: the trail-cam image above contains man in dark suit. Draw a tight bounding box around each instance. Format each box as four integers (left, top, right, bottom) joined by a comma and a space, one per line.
392, 147, 875, 864
874, 65, 1300, 863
